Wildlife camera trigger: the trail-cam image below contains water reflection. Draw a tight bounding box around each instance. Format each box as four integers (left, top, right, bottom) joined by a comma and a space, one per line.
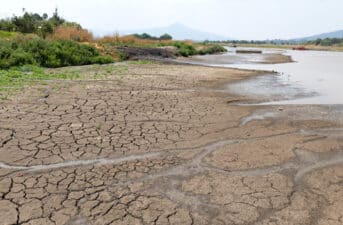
186, 48, 343, 105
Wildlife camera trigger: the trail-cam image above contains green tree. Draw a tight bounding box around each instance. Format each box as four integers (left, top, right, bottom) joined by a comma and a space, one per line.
49, 8, 65, 27
159, 33, 172, 40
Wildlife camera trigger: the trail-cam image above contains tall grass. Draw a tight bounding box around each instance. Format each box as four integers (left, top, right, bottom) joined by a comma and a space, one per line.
0, 30, 18, 39
97, 34, 174, 48
49, 25, 93, 42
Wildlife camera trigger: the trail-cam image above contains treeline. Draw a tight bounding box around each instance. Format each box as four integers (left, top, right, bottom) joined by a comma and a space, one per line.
209, 38, 343, 47
306, 38, 343, 46
0, 8, 68, 38
133, 33, 173, 40
208, 39, 290, 45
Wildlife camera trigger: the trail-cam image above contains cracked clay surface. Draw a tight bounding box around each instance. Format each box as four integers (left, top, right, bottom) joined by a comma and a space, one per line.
0, 63, 342, 225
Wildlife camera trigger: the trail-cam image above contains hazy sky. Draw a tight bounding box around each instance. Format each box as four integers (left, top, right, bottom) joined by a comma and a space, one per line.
0, 0, 342, 40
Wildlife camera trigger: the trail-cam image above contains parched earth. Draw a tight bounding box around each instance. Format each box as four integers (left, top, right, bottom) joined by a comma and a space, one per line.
0, 63, 342, 225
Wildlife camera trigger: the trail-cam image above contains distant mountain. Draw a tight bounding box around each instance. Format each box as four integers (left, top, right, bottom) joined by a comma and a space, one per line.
291, 30, 343, 42
119, 23, 230, 41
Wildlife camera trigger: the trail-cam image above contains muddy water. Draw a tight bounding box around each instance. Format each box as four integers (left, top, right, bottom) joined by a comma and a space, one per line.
189, 48, 343, 105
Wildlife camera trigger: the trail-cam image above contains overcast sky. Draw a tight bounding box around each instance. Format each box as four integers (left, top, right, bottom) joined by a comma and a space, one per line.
0, 0, 342, 40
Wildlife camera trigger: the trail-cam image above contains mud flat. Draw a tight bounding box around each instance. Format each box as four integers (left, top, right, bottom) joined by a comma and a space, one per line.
0, 62, 342, 225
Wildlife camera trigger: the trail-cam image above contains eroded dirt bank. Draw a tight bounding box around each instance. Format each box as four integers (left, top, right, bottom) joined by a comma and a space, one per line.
0, 63, 342, 225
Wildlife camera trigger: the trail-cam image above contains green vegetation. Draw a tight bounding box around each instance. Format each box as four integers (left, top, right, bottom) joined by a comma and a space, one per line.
306, 38, 343, 46
0, 64, 129, 94
0, 30, 18, 39
198, 44, 227, 55
99, 36, 227, 59
159, 33, 173, 40
212, 37, 343, 50
170, 42, 226, 57
0, 8, 66, 38
133, 33, 173, 40
0, 36, 113, 69
0, 9, 113, 69
172, 42, 197, 57
0, 65, 79, 92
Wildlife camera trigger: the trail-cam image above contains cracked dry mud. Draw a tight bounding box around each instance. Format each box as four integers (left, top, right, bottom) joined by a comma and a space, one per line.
0, 63, 342, 225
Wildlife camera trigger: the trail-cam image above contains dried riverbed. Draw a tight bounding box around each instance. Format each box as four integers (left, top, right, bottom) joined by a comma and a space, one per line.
0, 62, 342, 225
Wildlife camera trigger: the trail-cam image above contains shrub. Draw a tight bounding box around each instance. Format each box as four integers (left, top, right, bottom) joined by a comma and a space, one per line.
198, 44, 227, 55
8, 49, 35, 67
0, 37, 113, 69
173, 42, 197, 57
91, 55, 114, 64
159, 33, 173, 40
133, 33, 173, 41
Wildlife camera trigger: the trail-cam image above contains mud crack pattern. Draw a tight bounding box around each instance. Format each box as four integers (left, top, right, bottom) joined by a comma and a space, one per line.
0, 63, 342, 225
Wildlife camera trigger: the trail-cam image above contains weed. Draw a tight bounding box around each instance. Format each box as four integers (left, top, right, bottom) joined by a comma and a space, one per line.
96, 123, 102, 130
0, 65, 82, 93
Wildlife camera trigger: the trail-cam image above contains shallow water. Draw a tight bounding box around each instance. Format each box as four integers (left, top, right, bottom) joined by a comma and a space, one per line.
189, 48, 343, 105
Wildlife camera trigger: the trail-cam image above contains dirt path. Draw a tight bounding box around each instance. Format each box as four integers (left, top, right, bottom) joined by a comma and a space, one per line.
0, 63, 342, 225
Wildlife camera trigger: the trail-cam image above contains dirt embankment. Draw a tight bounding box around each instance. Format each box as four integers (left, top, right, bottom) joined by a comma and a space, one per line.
0, 62, 342, 225
116, 46, 177, 60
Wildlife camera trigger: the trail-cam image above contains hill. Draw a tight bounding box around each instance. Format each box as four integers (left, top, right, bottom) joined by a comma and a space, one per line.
120, 23, 230, 41
291, 30, 343, 42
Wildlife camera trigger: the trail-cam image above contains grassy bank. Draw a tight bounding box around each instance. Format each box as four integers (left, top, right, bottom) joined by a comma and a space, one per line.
0, 63, 130, 97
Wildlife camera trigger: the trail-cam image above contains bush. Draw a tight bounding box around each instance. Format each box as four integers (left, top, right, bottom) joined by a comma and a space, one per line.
0, 36, 113, 69
8, 49, 35, 67
173, 42, 197, 57
198, 45, 227, 55
159, 33, 173, 40
91, 55, 114, 64
133, 33, 173, 41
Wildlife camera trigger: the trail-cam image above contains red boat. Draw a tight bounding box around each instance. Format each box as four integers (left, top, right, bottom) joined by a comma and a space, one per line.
292, 46, 308, 51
